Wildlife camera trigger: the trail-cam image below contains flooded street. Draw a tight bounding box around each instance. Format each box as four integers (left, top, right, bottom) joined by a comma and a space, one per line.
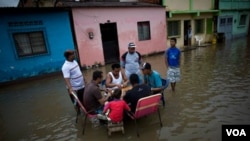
1, 37, 250, 141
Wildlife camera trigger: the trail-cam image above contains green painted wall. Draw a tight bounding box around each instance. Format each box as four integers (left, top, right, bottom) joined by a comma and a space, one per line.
219, 11, 250, 36
219, 0, 250, 10
206, 18, 213, 34
162, 0, 166, 6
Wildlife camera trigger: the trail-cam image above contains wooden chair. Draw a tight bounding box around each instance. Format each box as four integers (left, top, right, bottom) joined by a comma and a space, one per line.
71, 92, 97, 135
107, 121, 125, 136
127, 93, 163, 137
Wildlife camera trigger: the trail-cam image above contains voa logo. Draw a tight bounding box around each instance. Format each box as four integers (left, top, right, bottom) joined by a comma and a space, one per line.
226, 129, 246, 136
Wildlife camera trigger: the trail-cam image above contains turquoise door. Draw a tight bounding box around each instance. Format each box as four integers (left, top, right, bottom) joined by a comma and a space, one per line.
218, 16, 233, 40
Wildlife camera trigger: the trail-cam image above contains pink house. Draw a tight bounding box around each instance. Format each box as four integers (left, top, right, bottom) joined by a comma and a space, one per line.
60, 2, 167, 67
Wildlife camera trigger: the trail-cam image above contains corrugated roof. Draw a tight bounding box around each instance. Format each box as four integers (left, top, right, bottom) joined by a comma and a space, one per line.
0, 0, 20, 7
58, 1, 163, 8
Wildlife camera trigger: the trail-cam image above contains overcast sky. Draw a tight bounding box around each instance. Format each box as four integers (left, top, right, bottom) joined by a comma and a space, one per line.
0, 0, 20, 7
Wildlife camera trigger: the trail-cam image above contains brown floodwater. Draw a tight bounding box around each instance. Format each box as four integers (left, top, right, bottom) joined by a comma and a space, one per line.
1, 37, 250, 141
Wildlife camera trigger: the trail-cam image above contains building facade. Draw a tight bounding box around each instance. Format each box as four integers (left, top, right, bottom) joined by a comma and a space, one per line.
163, 0, 219, 48
0, 2, 167, 84
0, 8, 74, 83
60, 2, 167, 67
217, 0, 250, 40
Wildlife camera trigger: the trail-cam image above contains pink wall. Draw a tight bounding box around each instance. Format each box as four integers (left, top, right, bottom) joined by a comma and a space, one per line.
72, 7, 167, 67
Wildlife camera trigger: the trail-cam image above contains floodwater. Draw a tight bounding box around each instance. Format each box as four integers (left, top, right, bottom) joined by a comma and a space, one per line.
1, 37, 250, 141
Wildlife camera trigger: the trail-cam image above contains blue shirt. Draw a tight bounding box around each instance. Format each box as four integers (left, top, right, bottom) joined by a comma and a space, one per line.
144, 70, 162, 88
165, 47, 181, 67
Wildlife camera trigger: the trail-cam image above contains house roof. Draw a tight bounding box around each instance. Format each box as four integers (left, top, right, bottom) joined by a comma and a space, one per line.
0, 0, 20, 7
57, 1, 164, 8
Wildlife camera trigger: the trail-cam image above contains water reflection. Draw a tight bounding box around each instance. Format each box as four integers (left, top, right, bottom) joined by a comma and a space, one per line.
0, 37, 250, 141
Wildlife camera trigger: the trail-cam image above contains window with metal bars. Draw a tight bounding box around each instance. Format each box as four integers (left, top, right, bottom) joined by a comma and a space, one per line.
137, 21, 151, 41
195, 19, 204, 34
239, 14, 247, 26
13, 31, 48, 57
168, 21, 180, 37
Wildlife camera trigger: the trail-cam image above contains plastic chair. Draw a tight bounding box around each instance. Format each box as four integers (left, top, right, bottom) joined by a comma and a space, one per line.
194, 35, 203, 46
101, 79, 106, 86
161, 78, 169, 107
127, 93, 163, 137
71, 92, 97, 135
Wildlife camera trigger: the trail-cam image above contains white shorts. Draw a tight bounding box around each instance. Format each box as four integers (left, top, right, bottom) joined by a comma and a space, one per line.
167, 67, 180, 83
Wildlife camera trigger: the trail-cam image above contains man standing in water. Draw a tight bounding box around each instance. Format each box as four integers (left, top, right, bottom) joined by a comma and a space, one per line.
121, 42, 142, 83
187, 25, 192, 47
62, 50, 86, 106
165, 38, 181, 92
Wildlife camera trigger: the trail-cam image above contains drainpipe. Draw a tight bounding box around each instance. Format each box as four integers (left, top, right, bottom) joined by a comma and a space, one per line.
232, 0, 233, 10
162, 0, 166, 6
211, 0, 214, 9
189, 0, 193, 11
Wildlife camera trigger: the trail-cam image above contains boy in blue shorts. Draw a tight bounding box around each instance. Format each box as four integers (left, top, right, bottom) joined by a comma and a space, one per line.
164, 38, 181, 92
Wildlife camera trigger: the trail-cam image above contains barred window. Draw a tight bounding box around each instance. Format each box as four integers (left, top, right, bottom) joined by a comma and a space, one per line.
168, 21, 180, 36
13, 31, 47, 57
220, 18, 226, 26
195, 19, 204, 34
239, 14, 247, 26
137, 21, 151, 41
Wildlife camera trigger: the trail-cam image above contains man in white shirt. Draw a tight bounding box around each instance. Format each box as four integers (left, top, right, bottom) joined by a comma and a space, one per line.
62, 50, 86, 105
121, 42, 142, 83
105, 63, 129, 90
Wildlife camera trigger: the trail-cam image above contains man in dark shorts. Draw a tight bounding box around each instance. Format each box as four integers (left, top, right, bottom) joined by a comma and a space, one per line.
61, 50, 86, 111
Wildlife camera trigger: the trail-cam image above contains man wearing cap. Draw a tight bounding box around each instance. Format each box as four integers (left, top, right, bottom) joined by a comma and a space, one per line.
141, 62, 162, 94
121, 42, 142, 83
62, 50, 86, 106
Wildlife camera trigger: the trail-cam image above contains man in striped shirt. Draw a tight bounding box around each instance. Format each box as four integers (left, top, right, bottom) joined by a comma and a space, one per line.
62, 50, 86, 105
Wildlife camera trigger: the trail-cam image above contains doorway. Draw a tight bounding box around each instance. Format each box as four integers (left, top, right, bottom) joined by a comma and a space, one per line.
184, 20, 191, 46
218, 16, 233, 40
248, 17, 250, 36
100, 23, 120, 64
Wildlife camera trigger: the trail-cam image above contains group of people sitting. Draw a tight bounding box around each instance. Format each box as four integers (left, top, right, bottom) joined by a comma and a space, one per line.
62, 38, 181, 125
83, 62, 163, 123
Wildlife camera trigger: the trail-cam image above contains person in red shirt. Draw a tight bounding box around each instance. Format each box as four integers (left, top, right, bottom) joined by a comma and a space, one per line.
97, 88, 130, 123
